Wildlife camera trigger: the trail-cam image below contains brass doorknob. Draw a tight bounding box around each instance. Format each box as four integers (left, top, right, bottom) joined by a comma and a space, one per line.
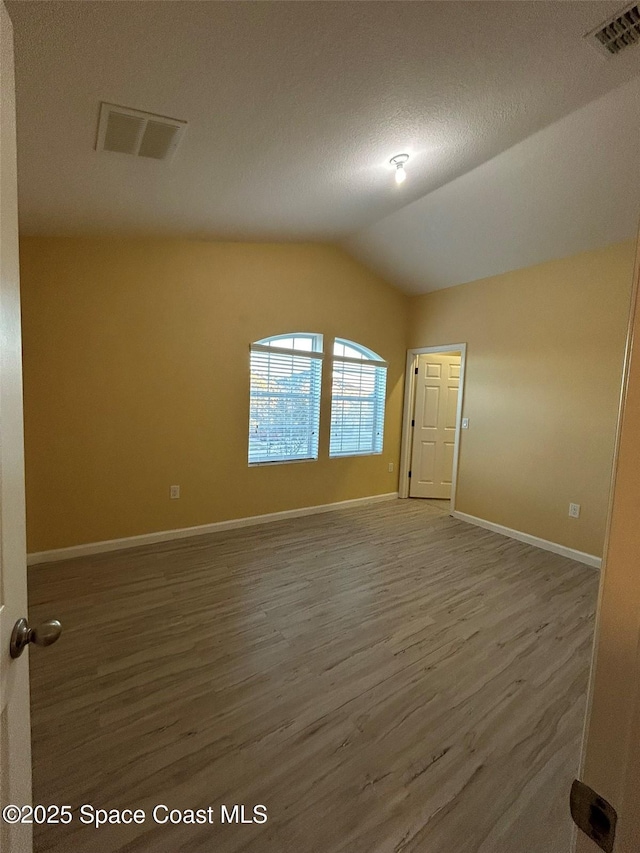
10, 618, 62, 659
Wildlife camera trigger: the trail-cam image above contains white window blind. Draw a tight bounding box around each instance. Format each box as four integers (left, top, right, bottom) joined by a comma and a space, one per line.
248, 334, 323, 464
330, 339, 387, 457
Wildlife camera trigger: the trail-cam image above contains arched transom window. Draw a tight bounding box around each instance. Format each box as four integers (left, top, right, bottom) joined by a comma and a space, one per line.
330, 338, 387, 457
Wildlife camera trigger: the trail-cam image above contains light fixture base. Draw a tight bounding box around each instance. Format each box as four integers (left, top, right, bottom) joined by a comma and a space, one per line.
390, 153, 409, 167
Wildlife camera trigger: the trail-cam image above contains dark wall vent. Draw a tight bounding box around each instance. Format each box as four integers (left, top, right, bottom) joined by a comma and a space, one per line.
586, 3, 640, 56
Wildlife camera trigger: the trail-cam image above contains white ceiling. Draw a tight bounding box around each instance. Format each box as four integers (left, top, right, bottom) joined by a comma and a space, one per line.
7, 0, 640, 256
348, 75, 640, 293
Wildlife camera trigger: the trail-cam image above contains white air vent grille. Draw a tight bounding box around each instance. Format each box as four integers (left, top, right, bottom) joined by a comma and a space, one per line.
587, 3, 640, 55
96, 103, 187, 161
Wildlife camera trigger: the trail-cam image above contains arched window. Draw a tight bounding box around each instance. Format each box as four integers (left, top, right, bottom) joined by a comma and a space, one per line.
248, 333, 323, 464
330, 338, 387, 457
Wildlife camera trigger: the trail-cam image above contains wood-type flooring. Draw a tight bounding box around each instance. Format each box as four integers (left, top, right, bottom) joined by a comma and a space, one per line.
28, 500, 598, 853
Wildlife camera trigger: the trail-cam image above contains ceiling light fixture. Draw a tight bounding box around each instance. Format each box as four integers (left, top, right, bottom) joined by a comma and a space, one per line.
390, 153, 409, 185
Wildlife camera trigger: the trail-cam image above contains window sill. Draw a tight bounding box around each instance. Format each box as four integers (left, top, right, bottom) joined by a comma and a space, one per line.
248, 457, 318, 467
329, 451, 383, 459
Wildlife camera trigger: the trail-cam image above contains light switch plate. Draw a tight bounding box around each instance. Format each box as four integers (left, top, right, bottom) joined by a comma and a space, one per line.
461, 418, 469, 429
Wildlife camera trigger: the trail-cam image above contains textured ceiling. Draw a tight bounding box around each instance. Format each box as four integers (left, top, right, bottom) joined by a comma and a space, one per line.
7, 0, 640, 245
348, 76, 640, 293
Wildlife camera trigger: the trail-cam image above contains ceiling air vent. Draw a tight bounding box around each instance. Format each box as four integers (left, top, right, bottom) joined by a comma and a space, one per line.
96, 103, 187, 161
586, 3, 640, 55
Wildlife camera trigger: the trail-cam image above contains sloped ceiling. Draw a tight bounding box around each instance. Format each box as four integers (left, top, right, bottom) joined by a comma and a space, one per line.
347, 76, 640, 293
6, 1, 640, 291
7, 0, 640, 250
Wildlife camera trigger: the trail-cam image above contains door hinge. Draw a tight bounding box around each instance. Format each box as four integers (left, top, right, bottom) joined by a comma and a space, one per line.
570, 779, 617, 853
415, 367, 418, 374
411, 419, 415, 427
408, 471, 412, 478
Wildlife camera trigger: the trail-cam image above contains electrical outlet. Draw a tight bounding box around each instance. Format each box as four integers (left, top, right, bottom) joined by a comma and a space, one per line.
569, 502, 580, 518
170, 485, 180, 500
388, 462, 394, 473
461, 418, 469, 429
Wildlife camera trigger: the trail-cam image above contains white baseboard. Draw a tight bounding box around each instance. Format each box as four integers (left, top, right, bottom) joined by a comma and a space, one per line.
452, 511, 602, 569
27, 492, 399, 566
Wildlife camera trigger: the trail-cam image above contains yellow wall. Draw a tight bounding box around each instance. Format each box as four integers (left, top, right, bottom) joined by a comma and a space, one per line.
408, 241, 636, 558
21, 237, 634, 558
20, 237, 408, 552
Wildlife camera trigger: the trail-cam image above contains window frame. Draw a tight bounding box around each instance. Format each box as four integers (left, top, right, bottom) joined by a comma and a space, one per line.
329, 338, 388, 459
248, 333, 324, 466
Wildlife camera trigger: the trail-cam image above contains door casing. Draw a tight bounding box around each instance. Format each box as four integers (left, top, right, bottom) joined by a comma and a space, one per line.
573, 228, 640, 852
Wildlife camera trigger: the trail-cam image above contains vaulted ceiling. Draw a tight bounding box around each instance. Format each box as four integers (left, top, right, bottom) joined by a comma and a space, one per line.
348, 76, 640, 292
7, 1, 640, 292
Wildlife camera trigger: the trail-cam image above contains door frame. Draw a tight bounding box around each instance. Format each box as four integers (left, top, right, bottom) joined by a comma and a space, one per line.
399, 344, 467, 506
0, 2, 33, 851
572, 229, 640, 852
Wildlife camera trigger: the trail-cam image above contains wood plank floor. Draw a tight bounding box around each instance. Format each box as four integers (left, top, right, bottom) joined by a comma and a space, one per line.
28, 500, 599, 853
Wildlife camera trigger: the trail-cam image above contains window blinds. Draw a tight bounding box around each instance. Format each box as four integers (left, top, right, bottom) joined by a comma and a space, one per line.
249, 344, 323, 464
329, 355, 387, 457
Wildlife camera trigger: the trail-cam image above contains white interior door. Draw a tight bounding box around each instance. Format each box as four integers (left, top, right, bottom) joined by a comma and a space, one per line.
409, 352, 460, 499
0, 4, 33, 852
573, 237, 640, 853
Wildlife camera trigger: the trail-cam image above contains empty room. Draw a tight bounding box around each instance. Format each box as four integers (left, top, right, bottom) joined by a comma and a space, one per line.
1, 2, 640, 852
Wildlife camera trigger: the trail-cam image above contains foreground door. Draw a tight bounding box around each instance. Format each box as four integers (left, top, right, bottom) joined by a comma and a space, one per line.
0, 4, 32, 852
409, 352, 460, 499
574, 237, 640, 852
